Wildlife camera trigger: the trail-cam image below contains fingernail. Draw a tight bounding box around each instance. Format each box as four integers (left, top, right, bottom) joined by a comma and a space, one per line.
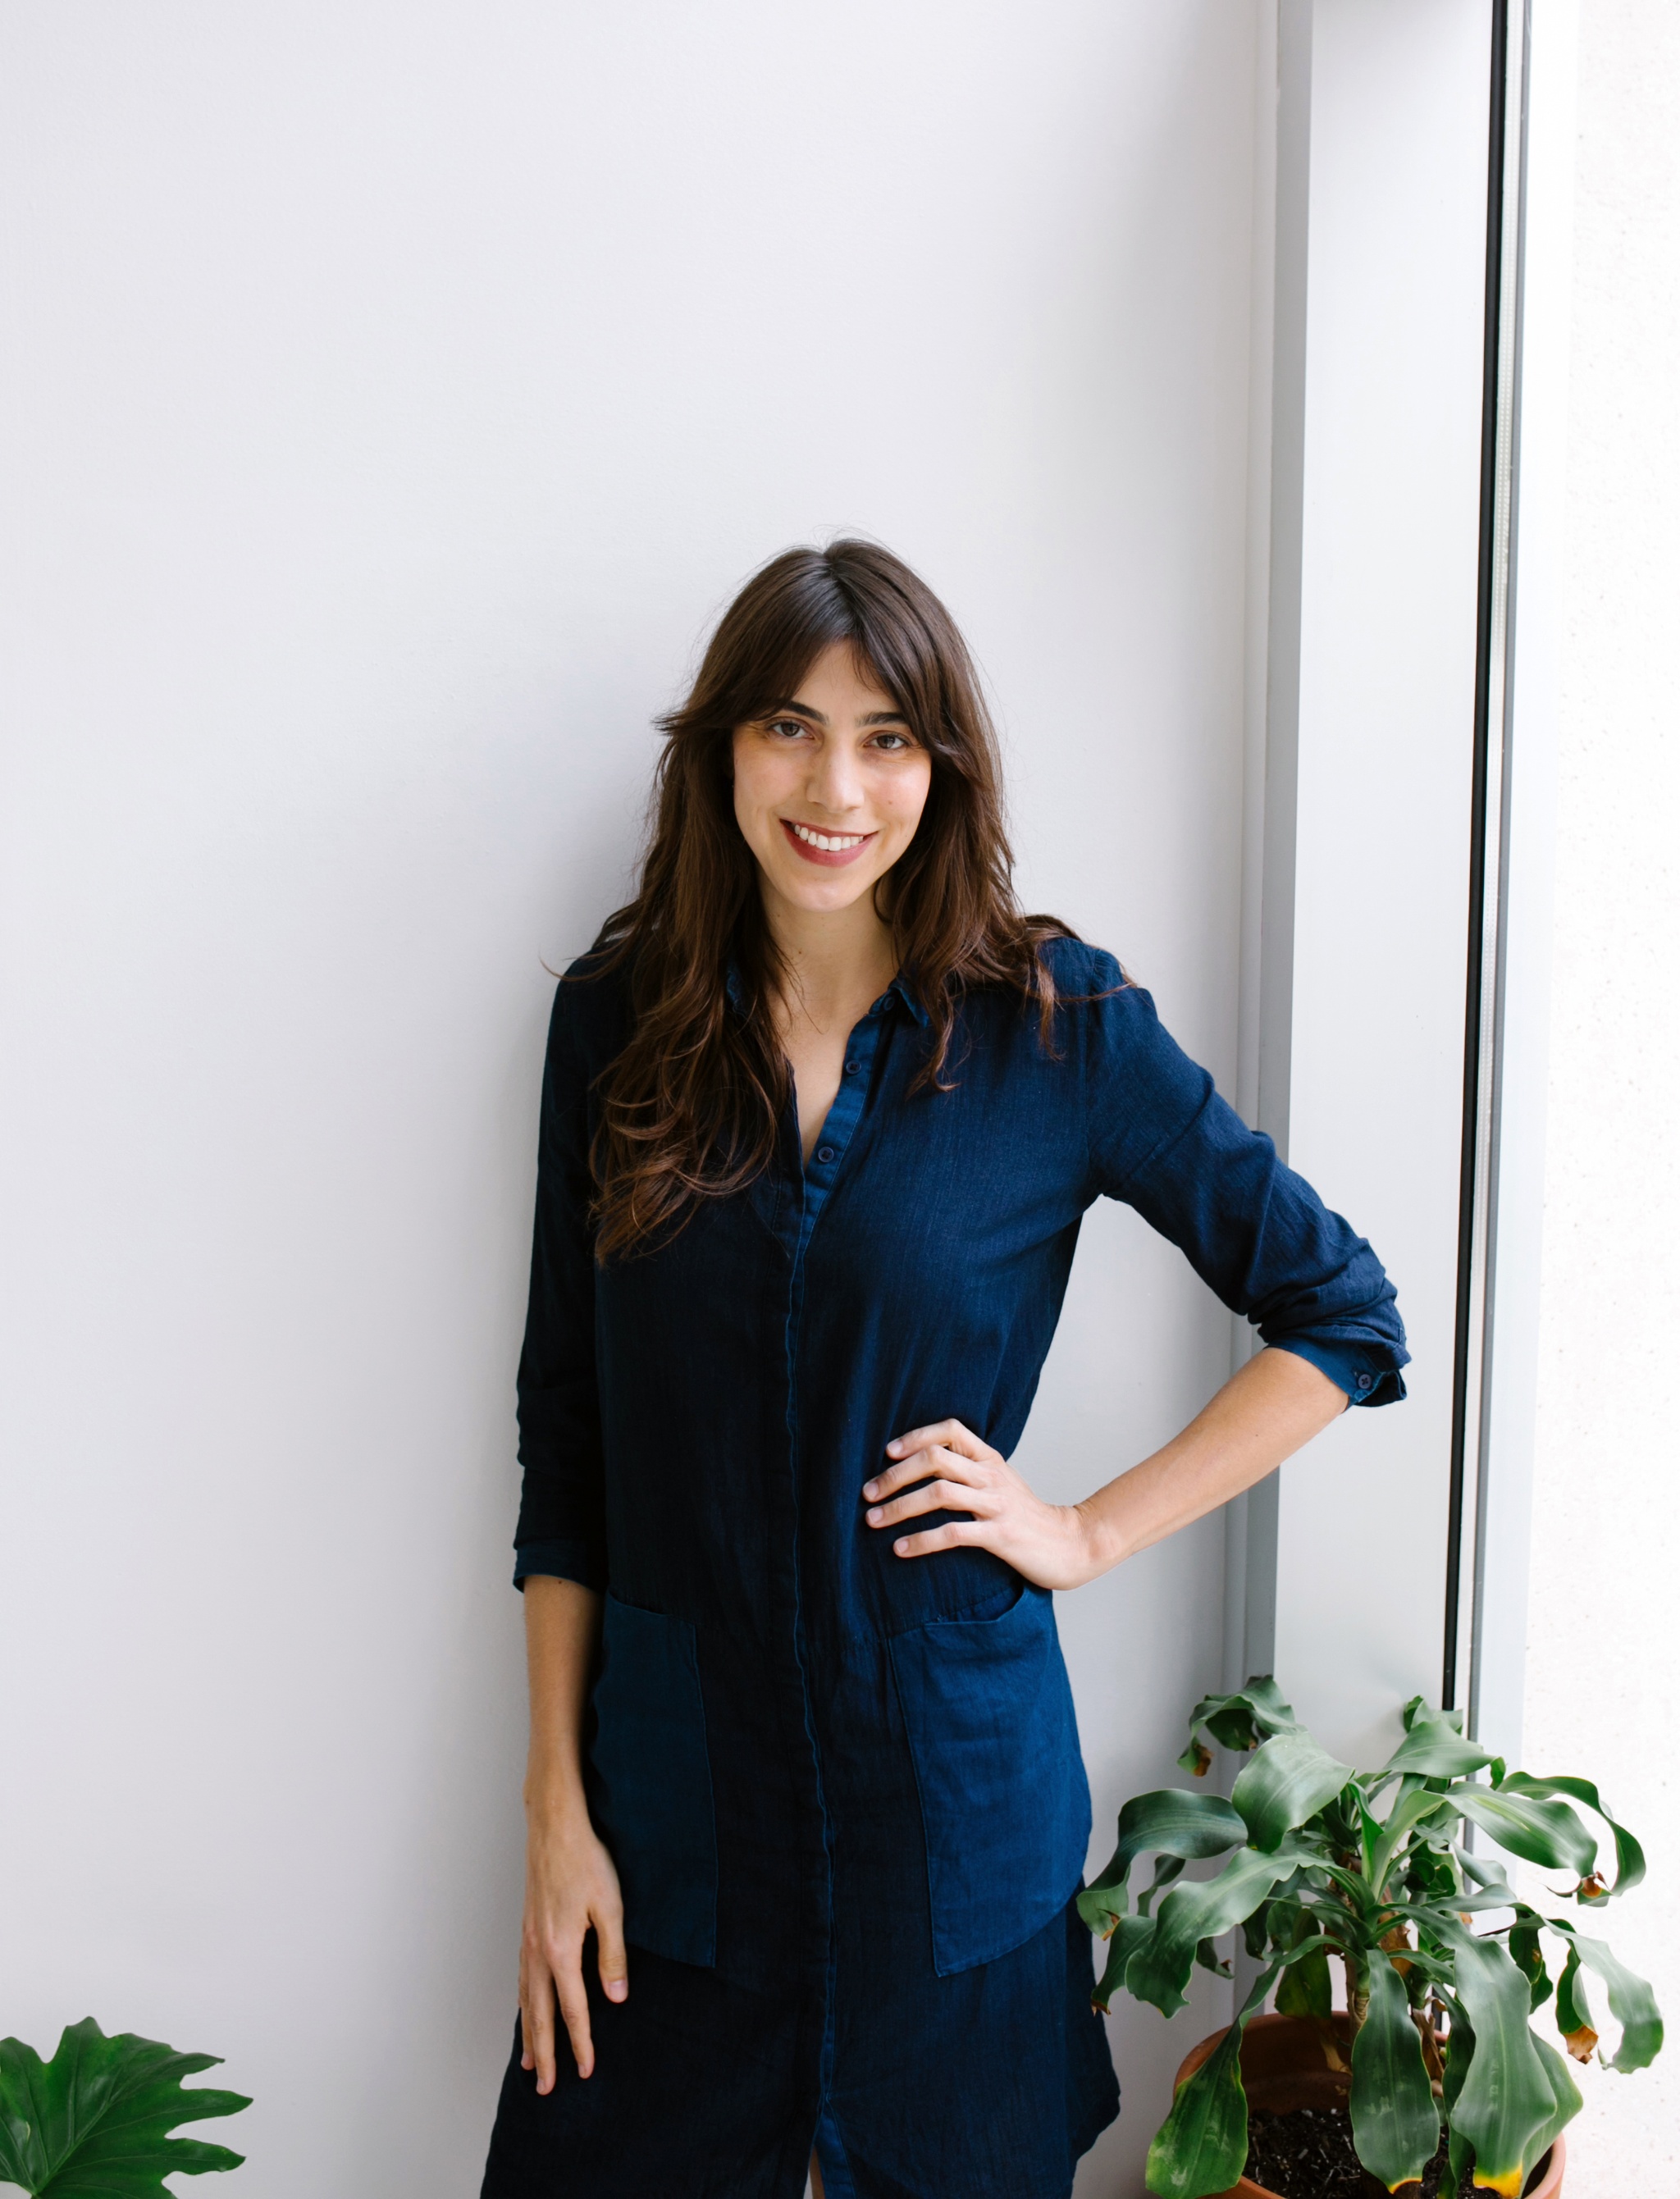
607, 1980, 628, 2001
888, 1439, 903, 1455
894, 1538, 908, 1553
867, 1507, 882, 1523
862, 1480, 879, 1499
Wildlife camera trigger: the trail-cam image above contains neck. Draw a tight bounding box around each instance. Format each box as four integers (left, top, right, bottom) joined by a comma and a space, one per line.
760, 885, 897, 1030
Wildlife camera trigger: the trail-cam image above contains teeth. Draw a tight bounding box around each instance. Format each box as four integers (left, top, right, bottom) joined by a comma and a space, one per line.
792, 823, 865, 852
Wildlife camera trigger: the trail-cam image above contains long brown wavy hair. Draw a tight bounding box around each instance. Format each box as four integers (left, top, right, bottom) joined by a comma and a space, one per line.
584, 539, 1077, 1259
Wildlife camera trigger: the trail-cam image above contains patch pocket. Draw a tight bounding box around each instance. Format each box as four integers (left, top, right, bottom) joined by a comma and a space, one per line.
889, 1582, 1091, 1976
587, 1593, 718, 1968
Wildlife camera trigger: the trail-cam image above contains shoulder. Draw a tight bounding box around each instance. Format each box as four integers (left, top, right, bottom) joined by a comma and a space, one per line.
1035, 933, 1125, 999
955, 935, 1176, 1075
1029, 940, 1207, 1113
1034, 936, 1158, 1038
544, 948, 635, 1077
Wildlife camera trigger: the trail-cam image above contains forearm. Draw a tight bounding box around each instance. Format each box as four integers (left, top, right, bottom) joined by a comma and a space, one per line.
517, 1575, 625, 2086
523, 1574, 603, 1819
1076, 1345, 1347, 1572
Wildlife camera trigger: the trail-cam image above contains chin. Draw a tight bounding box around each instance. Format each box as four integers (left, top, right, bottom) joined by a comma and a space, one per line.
783, 873, 877, 911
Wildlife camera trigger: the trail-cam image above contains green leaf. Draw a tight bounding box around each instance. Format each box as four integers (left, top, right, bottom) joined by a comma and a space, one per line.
1457, 1849, 1520, 1901
1508, 1920, 1554, 2013
0, 2114, 34, 2194
1403, 1841, 1462, 1906
1144, 1964, 1276, 2199
1231, 1730, 1354, 1852
1526, 2033, 1583, 2169
1554, 1943, 1596, 2054
1401, 1693, 1459, 1734
1450, 1786, 1599, 1880
1139, 1855, 1189, 1918
1349, 1954, 1441, 2192
1546, 1921, 1664, 2073
1368, 1786, 1456, 1896
1181, 1678, 1300, 1764
1376, 1718, 1500, 1783
1357, 1790, 1386, 1884
1194, 1937, 1233, 1978
1126, 1843, 1314, 2017
1092, 1914, 1155, 2013
1433, 1925, 1559, 2195
1079, 1790, 1247, 1937
1275, 1937, 1333, 2021
1499, 1774, 1646, 1900
1440, 1993, 1477, 2197
0, 2019, 249, 2198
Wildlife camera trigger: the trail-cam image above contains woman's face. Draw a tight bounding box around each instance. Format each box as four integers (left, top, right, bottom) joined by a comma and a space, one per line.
731, 641, 933, 924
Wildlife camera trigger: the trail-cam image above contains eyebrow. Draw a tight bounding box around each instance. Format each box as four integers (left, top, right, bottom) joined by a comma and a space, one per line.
765, 699, 911, 728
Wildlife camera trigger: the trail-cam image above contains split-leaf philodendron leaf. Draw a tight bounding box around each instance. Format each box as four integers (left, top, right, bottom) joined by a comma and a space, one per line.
0, 2019, 249, 2198
1052, 1681, 1666, 2199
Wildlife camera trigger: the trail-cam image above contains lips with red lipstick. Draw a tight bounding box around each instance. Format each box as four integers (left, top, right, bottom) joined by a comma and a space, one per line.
778, 817, 878, 868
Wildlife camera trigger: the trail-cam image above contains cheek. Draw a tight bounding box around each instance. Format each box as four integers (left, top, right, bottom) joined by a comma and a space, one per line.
730, 738, 778, 831
888, 760, 934, 837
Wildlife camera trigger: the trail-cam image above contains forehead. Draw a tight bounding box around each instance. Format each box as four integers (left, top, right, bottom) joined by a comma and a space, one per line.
788, 639, 905, 717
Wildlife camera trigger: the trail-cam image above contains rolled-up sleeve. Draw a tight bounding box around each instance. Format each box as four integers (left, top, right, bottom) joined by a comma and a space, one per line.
1081, 962, 1408, 1407
512, 982, 609, 1589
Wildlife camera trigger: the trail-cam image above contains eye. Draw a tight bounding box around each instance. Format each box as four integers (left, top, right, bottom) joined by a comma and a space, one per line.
765, 717, 811, 741
868, 729, 915, 752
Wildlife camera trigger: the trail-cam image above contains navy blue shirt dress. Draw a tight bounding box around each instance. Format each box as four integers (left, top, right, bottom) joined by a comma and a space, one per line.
481, 938, 1408, 2199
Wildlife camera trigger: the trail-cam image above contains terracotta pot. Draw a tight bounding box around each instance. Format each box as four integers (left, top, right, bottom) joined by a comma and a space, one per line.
1171, 2012, 1566, 2199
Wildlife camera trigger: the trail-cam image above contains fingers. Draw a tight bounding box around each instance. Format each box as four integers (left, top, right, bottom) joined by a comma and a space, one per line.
865, 1473, 998, 1531
883, 1417, 987, 1467
519, 1945, 561, 2093
554, 1941, 596, 2083
596, 1905, 629, 2007
889, 1519, 984, 1558
865, 1438, 997, 1509
521, 1914, 624, 2095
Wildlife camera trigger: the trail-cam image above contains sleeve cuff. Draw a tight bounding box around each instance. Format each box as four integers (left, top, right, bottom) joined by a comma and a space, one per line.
1269, 1337, 1408, 1408
513, 1536, 609, 1592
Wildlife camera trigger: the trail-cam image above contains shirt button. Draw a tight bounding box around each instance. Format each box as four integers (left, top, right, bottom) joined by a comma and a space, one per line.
1356, 1373, 1372, 1391
816, 1145, 836, 1166
844, 1058, 860, 1075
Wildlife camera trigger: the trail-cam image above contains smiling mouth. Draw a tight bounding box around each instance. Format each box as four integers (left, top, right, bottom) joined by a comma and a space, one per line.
780, 818, 877, 867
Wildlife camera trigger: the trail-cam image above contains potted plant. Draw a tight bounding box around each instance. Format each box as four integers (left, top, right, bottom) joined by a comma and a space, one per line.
1080, 1681, 1663, 2197
0, 2019, 248, 2196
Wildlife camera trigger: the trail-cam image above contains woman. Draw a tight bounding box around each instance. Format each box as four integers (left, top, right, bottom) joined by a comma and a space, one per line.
481, 542, 1408, 2199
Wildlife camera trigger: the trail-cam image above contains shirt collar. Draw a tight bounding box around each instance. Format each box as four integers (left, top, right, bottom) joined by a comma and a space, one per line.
879, 969, 931, 1027
724, 959, 930, 1029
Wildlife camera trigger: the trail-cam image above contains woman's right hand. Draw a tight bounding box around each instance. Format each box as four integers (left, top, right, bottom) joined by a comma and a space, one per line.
519, 1794, 628, 2089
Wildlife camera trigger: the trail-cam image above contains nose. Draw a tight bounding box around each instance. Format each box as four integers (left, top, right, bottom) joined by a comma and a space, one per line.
806, 741, 865, 819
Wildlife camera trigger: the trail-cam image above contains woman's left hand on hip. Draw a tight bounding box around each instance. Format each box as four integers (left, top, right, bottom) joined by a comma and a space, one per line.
862, 1418, 1106, 1591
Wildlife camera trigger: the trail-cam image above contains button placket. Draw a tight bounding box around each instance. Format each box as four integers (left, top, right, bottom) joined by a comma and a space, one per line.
792, 1005, 889, 1261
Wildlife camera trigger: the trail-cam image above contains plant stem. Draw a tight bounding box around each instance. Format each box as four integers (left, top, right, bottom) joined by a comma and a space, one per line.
1344, 1952, 1370, 2037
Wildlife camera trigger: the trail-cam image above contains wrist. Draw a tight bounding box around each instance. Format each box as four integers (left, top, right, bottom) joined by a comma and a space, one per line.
523, 1758, 590, 1826
1071, 1494, 1128, 1579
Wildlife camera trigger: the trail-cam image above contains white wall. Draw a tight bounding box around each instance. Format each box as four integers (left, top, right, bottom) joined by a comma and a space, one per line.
0, 7, 1265, 2194
1269, 0, 1492, 1768
1522, 0, 1680, 2185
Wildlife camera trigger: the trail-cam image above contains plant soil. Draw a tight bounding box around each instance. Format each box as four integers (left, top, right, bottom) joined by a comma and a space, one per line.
1244, 2105, 1553, 2198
